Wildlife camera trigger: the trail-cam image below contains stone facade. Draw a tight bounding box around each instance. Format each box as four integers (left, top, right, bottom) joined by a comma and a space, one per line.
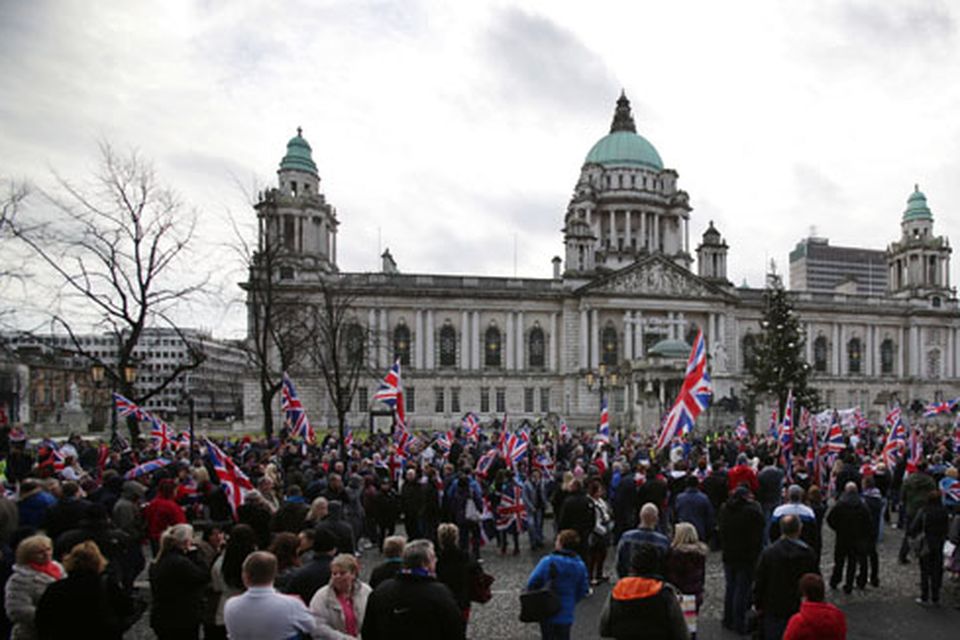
243, 96, 960, 433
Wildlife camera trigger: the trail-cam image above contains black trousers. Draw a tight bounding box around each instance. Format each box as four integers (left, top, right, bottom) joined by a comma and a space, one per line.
830, 542, 863, 590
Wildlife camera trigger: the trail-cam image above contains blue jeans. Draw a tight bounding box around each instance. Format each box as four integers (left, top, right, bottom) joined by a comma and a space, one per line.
528, 509, 545, 547
723, 562, 754, 633
539, 622, 571, 640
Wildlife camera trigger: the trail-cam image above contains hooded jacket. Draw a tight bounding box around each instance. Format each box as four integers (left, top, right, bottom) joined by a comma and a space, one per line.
783, 600, 847, 640
599, 575, 689, 640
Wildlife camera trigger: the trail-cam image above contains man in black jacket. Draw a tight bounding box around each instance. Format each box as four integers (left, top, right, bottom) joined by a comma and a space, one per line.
362, 539, 465, 640
754, 514, 819, 640
827, 482, 872, 593
718, 485, 764, 635
557, 478, 595, 565
283, 527, 337, 605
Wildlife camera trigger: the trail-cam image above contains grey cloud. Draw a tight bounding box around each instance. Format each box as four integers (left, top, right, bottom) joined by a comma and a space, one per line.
484, 8, 618, 115
792, 163, 846, 206
837, 1, 954, 48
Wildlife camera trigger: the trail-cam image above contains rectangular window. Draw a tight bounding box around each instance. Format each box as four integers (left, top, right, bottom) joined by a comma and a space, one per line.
524, 387, 534, 413
406, 386, 415, 414
540, 387, 551, 413
356, 386, 368, 413
480, 387, 490, 413
450, 387, 460, 414
613, 388, 625, 413
434, 387, 445, 413
495, 387, 506, 413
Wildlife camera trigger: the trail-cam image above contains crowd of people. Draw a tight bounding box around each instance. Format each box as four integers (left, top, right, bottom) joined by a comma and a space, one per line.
0, 413, 957, 639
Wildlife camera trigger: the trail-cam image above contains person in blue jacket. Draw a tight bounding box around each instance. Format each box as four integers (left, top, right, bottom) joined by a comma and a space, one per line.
525, 528, 590, 640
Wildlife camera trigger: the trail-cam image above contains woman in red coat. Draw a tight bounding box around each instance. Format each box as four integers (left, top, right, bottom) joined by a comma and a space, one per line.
143, 479, 187, 553
783, 573, 846, 640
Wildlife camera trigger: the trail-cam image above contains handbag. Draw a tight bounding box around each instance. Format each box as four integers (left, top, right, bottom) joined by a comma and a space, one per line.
465, 497, 482, 523
519, 561, 561, 622
469, 564, 495, 604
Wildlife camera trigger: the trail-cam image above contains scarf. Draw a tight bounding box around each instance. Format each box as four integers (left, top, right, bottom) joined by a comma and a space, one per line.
28, 561, 62, 581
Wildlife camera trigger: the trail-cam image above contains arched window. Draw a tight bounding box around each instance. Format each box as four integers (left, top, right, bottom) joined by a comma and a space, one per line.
813, 336, 828, 373
393, 324, 411, 366
880, 339, 895, 375
439, 324, 457, 367
847, 337, 862, 374
485, 326, 501, 368
601, 325, 618, 366
529, 325, 545, 369
742, 334, 757, 370
346, 323, 365, 366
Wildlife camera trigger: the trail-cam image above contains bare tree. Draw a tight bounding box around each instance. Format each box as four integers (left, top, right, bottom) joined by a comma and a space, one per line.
11, 144, 207, 439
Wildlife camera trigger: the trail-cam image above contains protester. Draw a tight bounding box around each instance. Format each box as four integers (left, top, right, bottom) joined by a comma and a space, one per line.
210, 523, 258, 637
908, 489, 949, 606
898, 461, 937, 563
268, 531, 301, 591
718, 485, 764, 635
674, 474, 715, 543
616, 503, 670, 578
284, 526, 338, 605
666, 522, 707, 612
223, 551, 316, 640
4, 535, 63, 640
435, 523, 474, 622
557, 478, 595, 566
827, 482, 871, 593
600, 541, 689, 640
143, 479, 187, 554
586, 478, 613, 585
148, 523, 209, 640
753, 514, 819, 640
35, 540, 135, 640
525, 529, 590, 640
860, 475, 884, 587
362, 539, 465, 640
782, 573, 847, 640
368, 534, 405, 589
310, 552, 372, 638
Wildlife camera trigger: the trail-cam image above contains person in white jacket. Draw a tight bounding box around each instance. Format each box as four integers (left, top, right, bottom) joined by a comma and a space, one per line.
309, 553, 372, 639
223, 551, 315, 640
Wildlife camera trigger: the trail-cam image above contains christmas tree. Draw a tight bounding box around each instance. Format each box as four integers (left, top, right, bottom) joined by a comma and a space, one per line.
745, 271, 820, 416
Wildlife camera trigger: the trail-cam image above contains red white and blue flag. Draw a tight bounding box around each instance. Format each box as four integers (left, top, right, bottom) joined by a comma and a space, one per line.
655, 329, 712, 450
205, 438, 254, 519
496, 478, 527, 532
343, 425, 354, 449
906, 423, 923, 474
113, 393, 146, 421
374, 359, 406, 427
767, 408, 779, 438
532, 451, 555, 474
435, 429, 454, 454
149, 415, 174, 451
823, 413, 845, 454
597, 397, 610, 443
923, 398, 958, 417
502, 430, 528, 468
281, 372, 315, 444
882, 408, 907, 469
124, 457, 172, 480
476, 448, 498, 478
778, 391, 794, 478
734, 417, 749, 440
463, 412, 481, 441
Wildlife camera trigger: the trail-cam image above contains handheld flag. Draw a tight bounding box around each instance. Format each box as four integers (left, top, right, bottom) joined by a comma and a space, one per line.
205, 439, 253, 519
281, 373, 315, 444
374, 360, 406, 427
655, 329, 712, 450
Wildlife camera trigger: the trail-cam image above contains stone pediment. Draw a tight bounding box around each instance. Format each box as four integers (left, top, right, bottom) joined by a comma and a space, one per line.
577, 256, 732, 300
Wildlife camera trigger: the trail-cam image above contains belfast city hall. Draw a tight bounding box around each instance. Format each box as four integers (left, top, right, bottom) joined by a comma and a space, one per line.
242, 94, 959, 433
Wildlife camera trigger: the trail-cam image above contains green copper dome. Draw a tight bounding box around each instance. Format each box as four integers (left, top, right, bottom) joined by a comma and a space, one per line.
584, 92, 663, 170
903, 184, 932, 221
279, 127, 318, 175
648, 338, 690, 359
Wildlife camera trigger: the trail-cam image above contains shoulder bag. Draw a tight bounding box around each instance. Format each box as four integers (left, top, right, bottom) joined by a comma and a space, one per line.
519, 561, 561, 622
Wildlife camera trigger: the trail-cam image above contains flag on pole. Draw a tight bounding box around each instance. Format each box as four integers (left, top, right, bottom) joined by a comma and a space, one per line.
881, 408, 907, 469
476, 448, 497, 478
205, 439, 253, 519
373, 359, 406, 427
734, 417, 749, 440
463, 412, 480, 441
655, 329, 712, 450
281, 372, 315, 444
148, 415, 174, 451
597, 397, 610, 443
778, 391, 794, 479
496, 478, 527, 532
113, 393, 146, 421
906, 423, 923, 474
767, 408, 779, 438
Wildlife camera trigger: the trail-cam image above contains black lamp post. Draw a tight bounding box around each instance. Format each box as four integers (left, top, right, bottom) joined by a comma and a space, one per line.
585, 363, 619, 425
90, 363, 137, 441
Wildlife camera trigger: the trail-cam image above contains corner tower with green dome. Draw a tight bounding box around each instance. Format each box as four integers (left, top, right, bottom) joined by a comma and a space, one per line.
887, 184, 951, 303
563, 92, 693, 278
253, 128, 339, 279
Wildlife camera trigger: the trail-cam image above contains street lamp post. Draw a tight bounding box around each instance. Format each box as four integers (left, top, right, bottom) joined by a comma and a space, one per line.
585, 363, 619, 427
90, 363, 137, 441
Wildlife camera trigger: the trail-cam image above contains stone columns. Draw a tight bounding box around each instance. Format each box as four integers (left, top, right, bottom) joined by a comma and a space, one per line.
640, 212, 647, 250
898, 326, 904, 377
580, 309, 589, 369
865, 325, 873, 376
549, 313, 558, 372
625, 212, 632, 251
415, 310, 424, 369
461, 311, 470, 370
367, 309, 377, 369
637, 312, 645, 358
805, 323, 813, 364
516, 311, 524, 370
591, 309, 600, 369
909, 325, 920, 376
472, 311, 481, 370
505, 313, 514, 370
425, 310, 435, 369
624, 312, 633, 361
832, 324, 840, 375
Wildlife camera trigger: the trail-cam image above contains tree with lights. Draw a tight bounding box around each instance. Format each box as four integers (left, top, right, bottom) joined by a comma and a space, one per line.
744, 270, 820, 417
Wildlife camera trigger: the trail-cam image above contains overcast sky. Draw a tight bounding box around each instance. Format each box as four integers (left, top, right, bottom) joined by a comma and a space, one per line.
2, 0, 959, 339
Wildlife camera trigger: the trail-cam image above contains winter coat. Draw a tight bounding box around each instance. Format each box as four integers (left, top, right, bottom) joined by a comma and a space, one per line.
361, 572, 465, 640
148, 547, 210, 632
309, 580, 372, 639
284, 554, 333, 606
718, 492, 765, 566
557, 492, 595, 543
4, 563, 64, 640
35, 570, 135, 640
727, 464, 758, 494
142, 496, 186, 544
783, 600, 847, 640
674, 488, 714, 542
272, 498, 310, 534
435, 545, 473, 610
16, 491, 56, 531
754, 538, 819, 618
526, 549, 590, 625
827, 492, 872, 552
599, 575, 689, 640
665, 545, 706, 609
616, 528, 670, 578
368, 558, 403, 590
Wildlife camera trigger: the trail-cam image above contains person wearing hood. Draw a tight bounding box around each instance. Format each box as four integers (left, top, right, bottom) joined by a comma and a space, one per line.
783, 573, 846, 640
826, 482, 871, 593
718, 484, 764, 635
600, 541, 689, 639
860, 475, 885, 588
525, 529, 589, 640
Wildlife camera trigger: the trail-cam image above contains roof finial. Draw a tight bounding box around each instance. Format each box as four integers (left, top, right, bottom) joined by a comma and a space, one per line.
610, 92, 637, 134
297, 126, 303, 137
914, 183, 919, 192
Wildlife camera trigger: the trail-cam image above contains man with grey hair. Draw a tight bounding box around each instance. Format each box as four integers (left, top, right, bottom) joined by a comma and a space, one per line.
362, 539, 465, 639
827, 481, 871, 593
615, 502, 670, 578
224, 551, 316, 640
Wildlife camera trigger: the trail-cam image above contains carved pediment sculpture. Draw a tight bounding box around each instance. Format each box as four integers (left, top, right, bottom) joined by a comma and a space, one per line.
590, 259, 716, 298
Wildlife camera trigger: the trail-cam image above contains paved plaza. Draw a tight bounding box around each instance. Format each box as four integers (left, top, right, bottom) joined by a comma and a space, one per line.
126, 518, 959, 639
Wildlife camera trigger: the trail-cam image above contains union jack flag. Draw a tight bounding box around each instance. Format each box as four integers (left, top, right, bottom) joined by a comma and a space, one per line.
881, 408, 907, 469
558, 418, 570, 440
281, 373, 315, 444
906, 423, 923, 474
435, 429, 454, 454
343, 425, 354, 449
734, 417, 749, 440
113, 393, 147, 421
149, 416, 174, 451
496, 478, 527, 532
175, 431, 191, 451
532, 451, 555, 474
502, 430, 528, 468
823, 414, 845, 454
373, 359, 406, 427
123, 457, 172, 480
205, 438, 253, 519
476, 448, 498, 478
655, 329, 712, 450
387, 451, 404, 484
941, 476, 960, 506
597, 397, 610, 443
42, 440, 65, 472
463, 412, 480, 441
923, 399, 957, 417
394, 424, 417, 458
768, 407, 779, 438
